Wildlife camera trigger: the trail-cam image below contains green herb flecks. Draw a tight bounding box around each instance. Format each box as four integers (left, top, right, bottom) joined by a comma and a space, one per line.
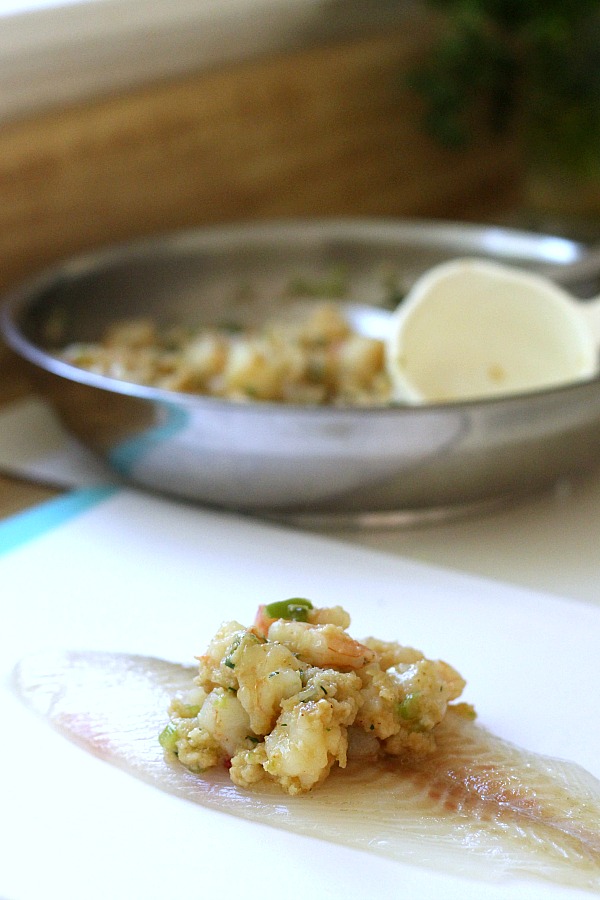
286, 266, 349, 299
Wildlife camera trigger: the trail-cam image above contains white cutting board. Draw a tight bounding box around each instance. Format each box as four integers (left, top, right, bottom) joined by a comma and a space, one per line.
0, 486, 598, 900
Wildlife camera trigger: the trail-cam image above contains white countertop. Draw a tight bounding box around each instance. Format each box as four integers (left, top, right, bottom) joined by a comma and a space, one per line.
1, 482, 598, 900
346, 474, 600, 606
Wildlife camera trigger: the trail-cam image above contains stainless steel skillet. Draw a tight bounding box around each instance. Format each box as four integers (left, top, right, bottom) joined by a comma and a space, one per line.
2, 217, 600, 527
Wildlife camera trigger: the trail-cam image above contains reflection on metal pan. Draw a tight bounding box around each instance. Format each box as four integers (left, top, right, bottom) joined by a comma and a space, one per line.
2, 218, 600, 526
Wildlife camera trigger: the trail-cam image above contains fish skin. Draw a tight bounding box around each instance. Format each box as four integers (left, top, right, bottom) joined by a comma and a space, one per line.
396, 713, 600, 866
12, 650, 600, 892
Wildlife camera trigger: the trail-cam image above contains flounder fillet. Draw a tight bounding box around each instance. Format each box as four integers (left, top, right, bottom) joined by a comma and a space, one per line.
13, 650, 600, 892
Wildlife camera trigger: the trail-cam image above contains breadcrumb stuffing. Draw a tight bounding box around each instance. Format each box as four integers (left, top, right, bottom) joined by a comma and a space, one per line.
59, 304, 392, 406
160, 600, 469, 794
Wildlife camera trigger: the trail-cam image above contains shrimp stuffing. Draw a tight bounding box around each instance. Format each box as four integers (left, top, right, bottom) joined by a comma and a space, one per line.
59, 302, 393, 406
160, 598, 470, 794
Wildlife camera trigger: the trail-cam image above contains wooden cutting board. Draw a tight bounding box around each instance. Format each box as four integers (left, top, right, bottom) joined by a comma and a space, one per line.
0, 20, 520, 295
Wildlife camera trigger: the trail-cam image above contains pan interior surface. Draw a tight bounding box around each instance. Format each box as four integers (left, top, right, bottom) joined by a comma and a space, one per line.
3, 218, 600, 525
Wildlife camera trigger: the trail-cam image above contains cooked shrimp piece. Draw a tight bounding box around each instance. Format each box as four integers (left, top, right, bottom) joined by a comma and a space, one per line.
263, 700, 349, 794
171, 687, 252, 772
362, 636, 425, 670
393, 659, 466, 731
234, 641, 303, 735
263, 676, 361, 794
252, 598, 315, 638
194, 621, 245, 691
251, 605, 277, 639
194, 687, 252, 758
307, 605, 351, 629
267, 620, 375, 669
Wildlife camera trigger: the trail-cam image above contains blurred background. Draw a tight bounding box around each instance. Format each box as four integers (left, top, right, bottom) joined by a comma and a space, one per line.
1, 0, 599, 397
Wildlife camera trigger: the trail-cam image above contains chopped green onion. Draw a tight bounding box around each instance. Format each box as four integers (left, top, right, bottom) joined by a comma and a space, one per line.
398, 692, 421, 721
158, 722, 179, 754
265, 598, 313, 622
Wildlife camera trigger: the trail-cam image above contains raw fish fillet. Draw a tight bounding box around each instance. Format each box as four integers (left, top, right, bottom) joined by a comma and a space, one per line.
13, 651, 600, 892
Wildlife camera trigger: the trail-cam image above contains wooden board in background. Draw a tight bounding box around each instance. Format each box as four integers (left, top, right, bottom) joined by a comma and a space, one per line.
0, 23, 520, 294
